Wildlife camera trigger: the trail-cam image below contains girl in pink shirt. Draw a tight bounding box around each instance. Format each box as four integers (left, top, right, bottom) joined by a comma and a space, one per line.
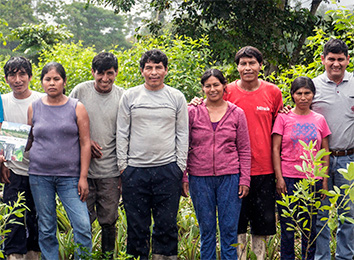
272, 76, 330, 260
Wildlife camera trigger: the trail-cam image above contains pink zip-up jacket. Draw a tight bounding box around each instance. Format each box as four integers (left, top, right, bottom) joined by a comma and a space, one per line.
183, 101, 251, 187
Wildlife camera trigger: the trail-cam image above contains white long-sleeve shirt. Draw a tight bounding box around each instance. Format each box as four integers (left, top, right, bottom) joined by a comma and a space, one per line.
117, 84, 188, 172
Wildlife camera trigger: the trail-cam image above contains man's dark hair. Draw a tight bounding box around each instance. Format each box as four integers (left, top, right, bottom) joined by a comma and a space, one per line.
4, 57, 32, 79
235, 46, 263, 65
92, 52, 118, 73
323, 38, 348, 57
140, 49, 168, 70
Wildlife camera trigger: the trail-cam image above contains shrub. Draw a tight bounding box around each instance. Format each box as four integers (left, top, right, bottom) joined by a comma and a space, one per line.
0, 186, 27, 259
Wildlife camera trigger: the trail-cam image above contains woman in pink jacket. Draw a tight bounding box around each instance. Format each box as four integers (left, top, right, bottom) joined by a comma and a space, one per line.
182, 69, 251, 259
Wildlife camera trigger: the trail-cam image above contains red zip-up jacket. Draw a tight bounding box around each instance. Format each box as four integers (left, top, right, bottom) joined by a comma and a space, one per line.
183, 101, 251, 187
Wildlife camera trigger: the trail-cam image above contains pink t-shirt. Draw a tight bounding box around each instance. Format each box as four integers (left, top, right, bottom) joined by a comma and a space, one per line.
272, 111, 331, 179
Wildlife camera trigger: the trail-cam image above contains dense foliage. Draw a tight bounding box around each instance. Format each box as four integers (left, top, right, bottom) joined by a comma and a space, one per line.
0, 0, 130, 56
51, 2, 131, 51
1, 7, 354, 100
10, 23, 73, 62
1, 34, 212, 102
87, 0, 342, 69
0, 187, 27, 258
0, 0, 38, 55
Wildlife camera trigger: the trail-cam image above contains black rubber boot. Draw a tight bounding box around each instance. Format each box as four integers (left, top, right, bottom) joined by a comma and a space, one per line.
101, 225, 116, 259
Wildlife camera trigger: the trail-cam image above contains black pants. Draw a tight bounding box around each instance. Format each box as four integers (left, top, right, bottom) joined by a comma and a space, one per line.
121, 162, 182, 259
238, 174, 276, 235
3, 170, 40, 255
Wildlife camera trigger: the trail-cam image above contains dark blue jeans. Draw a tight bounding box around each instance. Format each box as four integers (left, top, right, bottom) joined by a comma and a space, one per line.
277, 177, 322, 260
121, 162, 182, 259
315, 154, 354, 260
3, 170, 40, 255
189, 174, 241, 260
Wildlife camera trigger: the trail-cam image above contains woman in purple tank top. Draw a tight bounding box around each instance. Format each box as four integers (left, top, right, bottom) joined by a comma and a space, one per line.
27, 62, 92, 260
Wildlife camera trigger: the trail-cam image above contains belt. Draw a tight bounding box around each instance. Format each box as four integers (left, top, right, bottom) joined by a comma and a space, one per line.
330, 148, 354, 157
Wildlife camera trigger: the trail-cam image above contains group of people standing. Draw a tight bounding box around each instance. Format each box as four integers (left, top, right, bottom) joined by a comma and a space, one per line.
0, 38, 353, 260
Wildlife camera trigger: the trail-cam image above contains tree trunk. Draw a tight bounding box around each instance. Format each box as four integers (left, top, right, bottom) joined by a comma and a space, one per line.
310, 0, 323, 15
290, 0, 323, 65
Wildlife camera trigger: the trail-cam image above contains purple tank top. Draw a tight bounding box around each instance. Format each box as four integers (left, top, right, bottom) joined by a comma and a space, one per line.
29, 98, 80, 177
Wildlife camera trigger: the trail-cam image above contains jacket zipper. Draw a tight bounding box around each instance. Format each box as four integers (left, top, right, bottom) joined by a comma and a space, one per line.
207, 103, 232, 176
213, 130, 216, 175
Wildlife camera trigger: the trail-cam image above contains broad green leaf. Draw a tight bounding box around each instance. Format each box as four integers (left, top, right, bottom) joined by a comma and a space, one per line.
350, 187, 354, 202
334, 186, 341, 194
